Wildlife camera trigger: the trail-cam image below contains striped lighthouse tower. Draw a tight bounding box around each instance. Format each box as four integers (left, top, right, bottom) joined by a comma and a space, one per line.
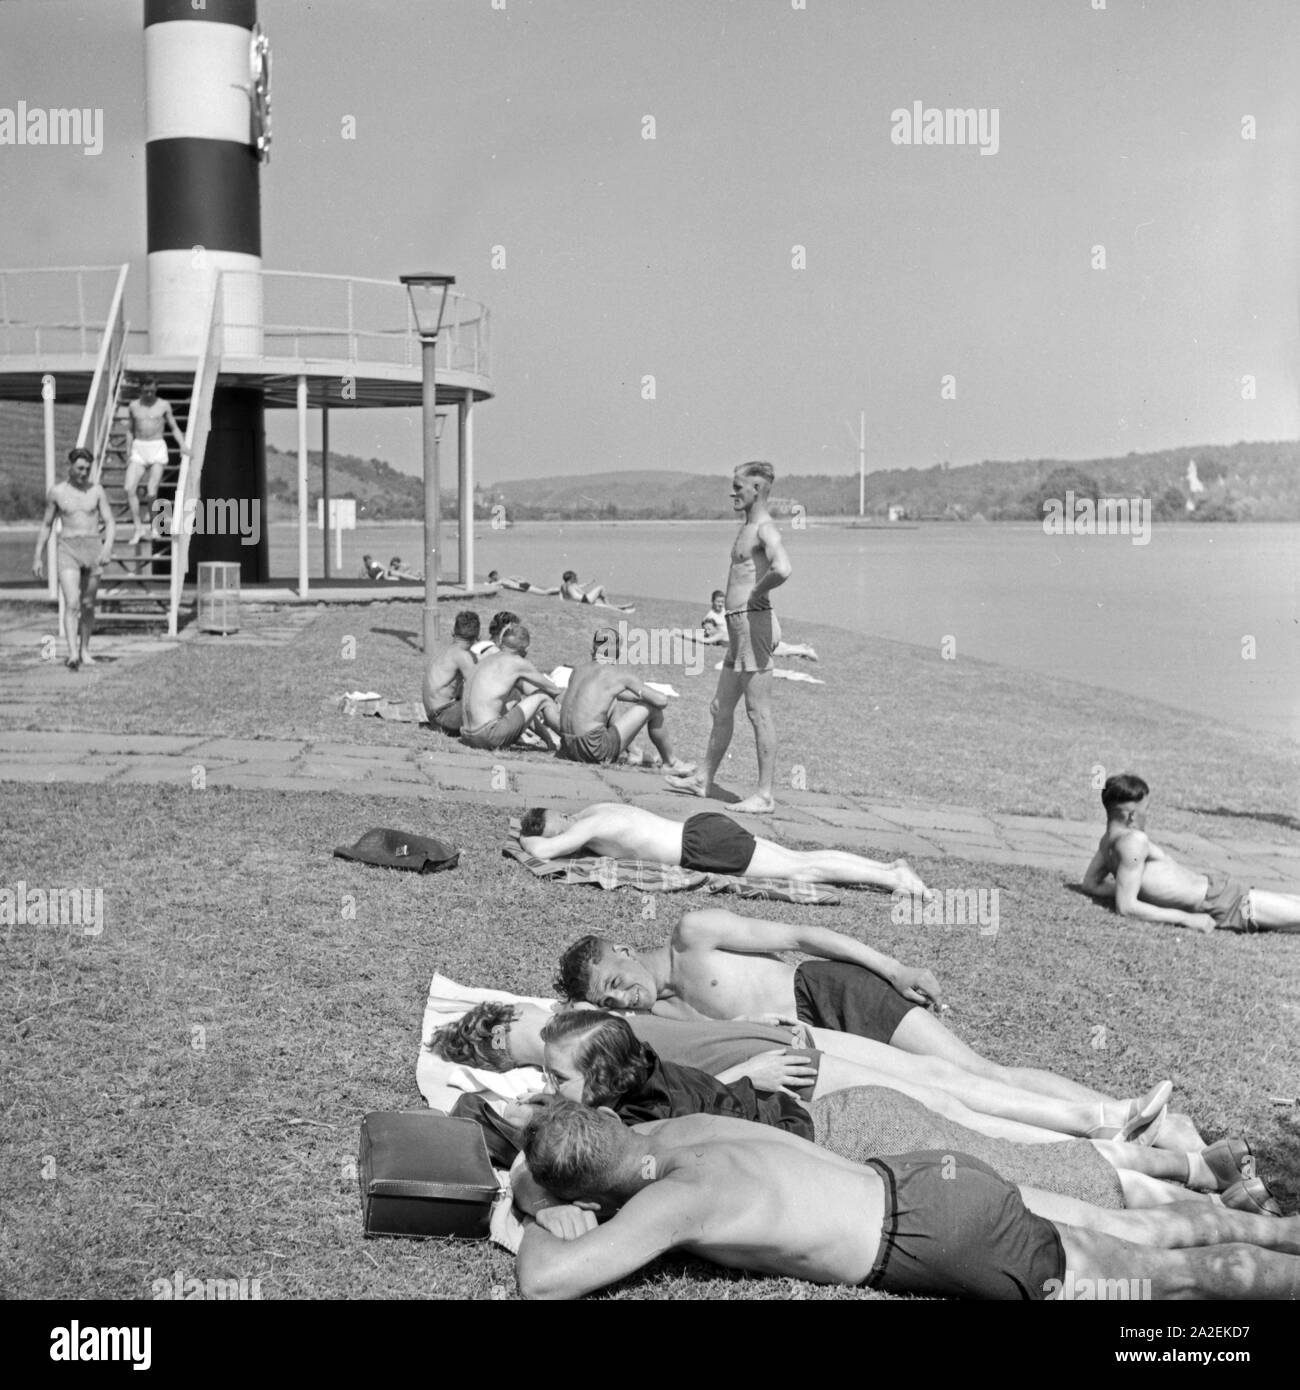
144, 0, 269, 580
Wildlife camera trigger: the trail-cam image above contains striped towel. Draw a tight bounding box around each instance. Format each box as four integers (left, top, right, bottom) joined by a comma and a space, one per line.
502, 844, 841, 905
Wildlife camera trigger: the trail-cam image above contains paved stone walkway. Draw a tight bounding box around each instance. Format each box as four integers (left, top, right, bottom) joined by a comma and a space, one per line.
1, 726, 1296, 889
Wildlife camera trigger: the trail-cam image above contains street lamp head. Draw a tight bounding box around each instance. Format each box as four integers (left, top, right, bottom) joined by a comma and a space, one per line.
401, 273, 457, 339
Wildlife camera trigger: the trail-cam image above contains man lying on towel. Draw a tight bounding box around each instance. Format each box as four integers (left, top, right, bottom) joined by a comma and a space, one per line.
550, 908, 1206, 1152
518, 801, 929, 896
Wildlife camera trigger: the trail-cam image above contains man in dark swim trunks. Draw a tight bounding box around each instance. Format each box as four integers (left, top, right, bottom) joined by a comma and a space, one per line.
519, 800, 930, 893
514, 1103, 1300, 1300
421, 609, 480, 734
554, 630, 695, 770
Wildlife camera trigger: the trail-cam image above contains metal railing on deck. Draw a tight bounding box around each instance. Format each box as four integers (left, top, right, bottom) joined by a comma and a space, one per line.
0, 266, 126, 358
78, 265, 130, 475
168, 277, 224, 637
220, 271, 491, 379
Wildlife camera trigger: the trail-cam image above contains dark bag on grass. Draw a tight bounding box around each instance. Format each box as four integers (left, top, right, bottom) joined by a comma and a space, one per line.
334, 828, 459, 873
358, 1111, 498, 1239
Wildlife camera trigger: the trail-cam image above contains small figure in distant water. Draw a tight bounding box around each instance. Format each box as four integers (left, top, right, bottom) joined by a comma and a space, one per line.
124, 376, 188, 544
386, 555, 422, 581
1081, 773, 1300, 933
560, 570, 635, 612
422, 610, 481, 735
33, 447, 116, 670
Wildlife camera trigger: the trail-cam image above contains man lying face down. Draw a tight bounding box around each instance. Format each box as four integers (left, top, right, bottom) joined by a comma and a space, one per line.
513, 1090, 1300, 1302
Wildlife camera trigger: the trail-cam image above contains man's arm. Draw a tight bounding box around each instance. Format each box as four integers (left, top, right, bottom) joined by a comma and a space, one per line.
32, 493, 59, 576
747, 520, 793, 603
519, 820, 596, 860
164, 402, 189, 453
515, 1180, 692, 1300
513, 660, 563, 699
676, 907, 942, 1008
614, 674, 667, 707
1111, 832, 1213, 932
1080, 845, 1115, 899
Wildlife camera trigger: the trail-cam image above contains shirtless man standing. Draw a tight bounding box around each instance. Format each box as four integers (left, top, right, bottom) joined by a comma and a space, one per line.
667, 462, 792, 813
554, 632, 694, 770
519, 802, 927, 895
421, 610, 480, 734
124, 377, 188, 544
553, 911, 1212, 1145
515, 1103, 1300, 1301
1082, 773, 1300, 933
33, 447, 116, 670
460, 623, 563, 752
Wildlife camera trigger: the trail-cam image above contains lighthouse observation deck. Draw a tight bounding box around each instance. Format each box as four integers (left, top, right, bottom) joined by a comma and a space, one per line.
0, 264, 493, 407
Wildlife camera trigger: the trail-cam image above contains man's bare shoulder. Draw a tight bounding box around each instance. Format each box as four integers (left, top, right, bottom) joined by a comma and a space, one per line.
1110, 826, 1152, 862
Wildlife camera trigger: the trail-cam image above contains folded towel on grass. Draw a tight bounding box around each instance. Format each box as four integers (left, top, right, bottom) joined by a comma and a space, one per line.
503, 844, 842, 905
337, 692, 424, 721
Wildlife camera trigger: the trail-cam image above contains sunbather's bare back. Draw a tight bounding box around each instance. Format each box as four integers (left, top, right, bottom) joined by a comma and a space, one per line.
463, 651, 537, 728
619, 1113, 884, 1283
560, 665, 637, 738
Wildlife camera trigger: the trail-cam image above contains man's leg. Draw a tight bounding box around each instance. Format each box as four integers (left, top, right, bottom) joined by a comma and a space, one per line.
888, 1007, 1112, 1105
732, 670, 776, 814
1025, 1188, 1300, 1251
78, 568, 101, 663
522, 693, 562, 749
1247, 889, 1300, 931
1058, 1222, 1300, 1298
668, 668, 745, 797
56, 564, 81, 664
747, 838, 927, 893
123, 457, 145, 537
617, 703, 693, 773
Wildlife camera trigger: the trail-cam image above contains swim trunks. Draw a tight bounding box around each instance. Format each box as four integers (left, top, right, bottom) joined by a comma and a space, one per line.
460, 704, 528, 750
723, 607, 781, 673
1199, 873, 1256, 931
427, 700, 463, 735
680, 812, 756, 875
862, 1150, 1066, 1300
557, 724, 624, 765
57, 534, 104, 576
793, 958, 916, 1045
128, 438, 169, 467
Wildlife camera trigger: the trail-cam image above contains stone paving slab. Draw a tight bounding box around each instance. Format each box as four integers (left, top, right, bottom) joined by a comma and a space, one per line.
804, 805, 916, 833
868, 806, 1002, 836
188, 738, 308, 761
1, 760, 130, 784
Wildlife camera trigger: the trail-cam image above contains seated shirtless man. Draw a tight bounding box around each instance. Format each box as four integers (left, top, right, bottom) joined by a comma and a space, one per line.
554, 632, 694, 771
515, 1103, 1300, 1301
460, 622, 562, 752
520, 802, 929, 897
553, 911, 1212, 1147
1082, 773, 1300, 933
421, 610, 480, 734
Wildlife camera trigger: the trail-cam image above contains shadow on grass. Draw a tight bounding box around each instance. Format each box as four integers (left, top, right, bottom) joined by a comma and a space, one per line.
372, 627, 422, 651
1183, 805, 1300, 833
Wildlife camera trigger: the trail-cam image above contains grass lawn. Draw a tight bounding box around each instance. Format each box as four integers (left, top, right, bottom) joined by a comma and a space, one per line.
3, 782, 1297, 1301
2, 592, 1298, 1301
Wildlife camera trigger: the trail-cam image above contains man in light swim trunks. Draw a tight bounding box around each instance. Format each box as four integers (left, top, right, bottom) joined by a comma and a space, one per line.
123, 377, 188, 544
33, 447, 116, 670
553, 631, 695, 770
460, 622, 563, 752
667, 462, 792, 813
1081, 772, 1300, 933
514, 1103, 1300, 1300
519, 801, 928, 895
421, 609, 480, 735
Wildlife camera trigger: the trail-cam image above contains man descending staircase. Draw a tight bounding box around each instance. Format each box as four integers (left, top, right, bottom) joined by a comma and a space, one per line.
95, 373, 191, 628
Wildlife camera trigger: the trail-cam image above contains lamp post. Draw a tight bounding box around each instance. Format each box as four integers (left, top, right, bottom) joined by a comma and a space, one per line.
401, 273, 456, 652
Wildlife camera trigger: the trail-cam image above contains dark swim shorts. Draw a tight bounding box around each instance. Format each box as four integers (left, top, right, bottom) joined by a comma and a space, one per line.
1199, 873, 1256, 931
679, 812, 756, 875
862, 1150, 1066, 1300
460, 705, 528, 750
557, 725, 624, 765
793, 958, 916, 1045
427, 700, 463, 735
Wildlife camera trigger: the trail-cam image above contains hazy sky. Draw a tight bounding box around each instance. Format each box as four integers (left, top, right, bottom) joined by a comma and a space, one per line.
2, 0, 1297, 481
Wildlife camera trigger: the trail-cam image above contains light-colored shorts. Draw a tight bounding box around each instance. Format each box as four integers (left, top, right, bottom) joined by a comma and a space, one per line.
723, 607, 781, 673
58, 533, 104, 576
129, 438, 169, 467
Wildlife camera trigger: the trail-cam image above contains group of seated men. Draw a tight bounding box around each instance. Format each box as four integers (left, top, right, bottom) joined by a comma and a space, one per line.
421, 770, 1299, 1300
422, 608, 695, 769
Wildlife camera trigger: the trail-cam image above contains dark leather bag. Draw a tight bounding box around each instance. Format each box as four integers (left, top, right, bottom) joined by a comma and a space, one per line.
359, 1112, 499, 1239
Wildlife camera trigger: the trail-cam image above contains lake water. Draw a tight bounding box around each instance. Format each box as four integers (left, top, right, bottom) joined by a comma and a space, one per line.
4, 518, 1296, 742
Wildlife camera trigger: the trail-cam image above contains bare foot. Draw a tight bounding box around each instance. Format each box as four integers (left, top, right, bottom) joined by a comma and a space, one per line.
729, 794, 776, 815
664, 760, 697, 776
665, 773, 709, 797
65, 657, 80, 671
79, 651, 97, 666
892, 859, 931, 901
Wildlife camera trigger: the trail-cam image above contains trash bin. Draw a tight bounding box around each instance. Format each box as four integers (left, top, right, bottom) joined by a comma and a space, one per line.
197, 561, 240, 635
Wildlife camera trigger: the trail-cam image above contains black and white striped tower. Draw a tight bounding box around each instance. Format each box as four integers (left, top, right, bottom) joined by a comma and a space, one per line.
144, 0, 268, 580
